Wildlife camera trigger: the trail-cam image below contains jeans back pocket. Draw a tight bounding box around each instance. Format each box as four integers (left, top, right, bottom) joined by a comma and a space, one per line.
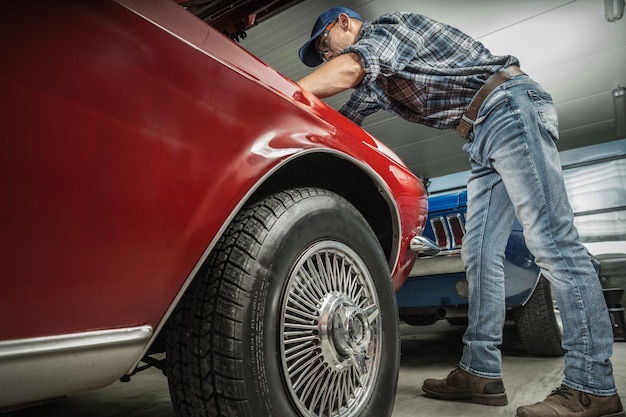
528, 90, 560, 142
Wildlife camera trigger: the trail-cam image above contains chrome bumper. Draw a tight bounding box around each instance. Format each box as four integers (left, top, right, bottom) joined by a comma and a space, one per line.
410, 235, 440, 257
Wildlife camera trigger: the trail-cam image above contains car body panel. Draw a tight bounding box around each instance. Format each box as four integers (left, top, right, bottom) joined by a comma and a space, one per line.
0, 0, 426, 409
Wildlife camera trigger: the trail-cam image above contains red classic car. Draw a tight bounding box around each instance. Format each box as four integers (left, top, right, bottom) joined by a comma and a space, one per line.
0, 1, 430, 416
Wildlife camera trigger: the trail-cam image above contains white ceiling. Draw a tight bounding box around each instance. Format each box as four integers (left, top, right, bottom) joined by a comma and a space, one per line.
240, 0, 626, 181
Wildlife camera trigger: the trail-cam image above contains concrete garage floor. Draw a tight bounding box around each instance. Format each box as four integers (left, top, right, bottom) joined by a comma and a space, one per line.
4, 321, 625, 417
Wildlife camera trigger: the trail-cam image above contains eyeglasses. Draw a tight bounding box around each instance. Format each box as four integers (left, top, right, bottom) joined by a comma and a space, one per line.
316, 20, 337, 62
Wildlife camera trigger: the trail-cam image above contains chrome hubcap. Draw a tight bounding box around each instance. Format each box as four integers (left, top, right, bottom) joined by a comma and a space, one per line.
318, 292, 375, 374
280, 241, 381, 417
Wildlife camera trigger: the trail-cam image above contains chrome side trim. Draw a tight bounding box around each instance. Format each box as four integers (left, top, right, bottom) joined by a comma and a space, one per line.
0, 326, 152, 409
0, 326, 152, 358
409, 251, 464, 277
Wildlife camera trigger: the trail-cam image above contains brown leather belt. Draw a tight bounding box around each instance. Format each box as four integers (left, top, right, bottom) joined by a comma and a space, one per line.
456, 65, 526, 140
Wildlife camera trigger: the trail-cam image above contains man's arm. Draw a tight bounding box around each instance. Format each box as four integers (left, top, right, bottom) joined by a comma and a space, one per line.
297, 52, 365, 98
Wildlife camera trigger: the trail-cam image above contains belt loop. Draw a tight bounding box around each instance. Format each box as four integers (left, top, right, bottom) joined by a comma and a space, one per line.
456, 115, 474, 141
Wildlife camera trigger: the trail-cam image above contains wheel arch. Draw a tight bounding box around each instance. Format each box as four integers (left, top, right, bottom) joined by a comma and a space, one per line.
142, 150, 401, 361
250, 151, 399, 269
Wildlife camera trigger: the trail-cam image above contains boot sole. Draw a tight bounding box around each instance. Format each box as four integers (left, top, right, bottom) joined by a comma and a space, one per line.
422, 385, 509, 406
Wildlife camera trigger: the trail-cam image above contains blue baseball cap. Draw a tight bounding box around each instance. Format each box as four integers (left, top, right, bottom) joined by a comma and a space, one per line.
298, 7, 362, 67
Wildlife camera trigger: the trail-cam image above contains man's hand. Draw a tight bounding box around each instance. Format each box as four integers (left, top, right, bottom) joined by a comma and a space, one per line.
297, 52, 365, 98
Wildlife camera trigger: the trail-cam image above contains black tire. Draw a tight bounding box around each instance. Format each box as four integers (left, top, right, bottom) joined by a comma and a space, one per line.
166, 187, 400, 417
512, 276, 565, 356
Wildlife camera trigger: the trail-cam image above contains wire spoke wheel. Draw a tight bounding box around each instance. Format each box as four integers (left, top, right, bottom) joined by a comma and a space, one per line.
280, 241, 381, 417
167, 188, 398, 417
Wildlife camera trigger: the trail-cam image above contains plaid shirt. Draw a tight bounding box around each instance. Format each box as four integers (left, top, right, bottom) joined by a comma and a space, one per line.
341, 12, 519, 129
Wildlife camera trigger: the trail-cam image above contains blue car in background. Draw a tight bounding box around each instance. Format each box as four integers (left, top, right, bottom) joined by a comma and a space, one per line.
398, 189, 584, 357
398, 140, 626, 356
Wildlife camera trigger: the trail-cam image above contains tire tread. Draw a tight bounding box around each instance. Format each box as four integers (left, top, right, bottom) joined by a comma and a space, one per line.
513, 276, 565, 357
166, 188, 337, 416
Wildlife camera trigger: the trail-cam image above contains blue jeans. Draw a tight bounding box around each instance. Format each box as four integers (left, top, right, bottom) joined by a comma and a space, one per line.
459, 74, 617, 396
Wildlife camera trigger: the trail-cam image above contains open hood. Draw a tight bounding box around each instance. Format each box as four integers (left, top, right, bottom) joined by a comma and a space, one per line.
175, 0, 302, 41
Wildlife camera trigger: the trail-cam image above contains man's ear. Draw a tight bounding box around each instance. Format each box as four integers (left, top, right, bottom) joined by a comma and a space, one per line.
338, 13, 350, 30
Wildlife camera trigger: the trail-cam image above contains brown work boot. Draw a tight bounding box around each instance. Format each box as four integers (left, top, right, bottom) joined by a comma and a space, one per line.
422, 367, 508, 406
517, 385, 625, 417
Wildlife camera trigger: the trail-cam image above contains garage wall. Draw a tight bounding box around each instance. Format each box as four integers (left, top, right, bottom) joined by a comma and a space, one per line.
560, 138, 626, 256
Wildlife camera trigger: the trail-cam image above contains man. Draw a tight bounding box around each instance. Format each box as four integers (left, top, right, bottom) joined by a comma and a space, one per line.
297, 7, 623, 417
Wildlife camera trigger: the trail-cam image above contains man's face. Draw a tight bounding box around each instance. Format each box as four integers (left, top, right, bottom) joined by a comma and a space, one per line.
316, 20, 336, 62
316, 14, 355, 63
